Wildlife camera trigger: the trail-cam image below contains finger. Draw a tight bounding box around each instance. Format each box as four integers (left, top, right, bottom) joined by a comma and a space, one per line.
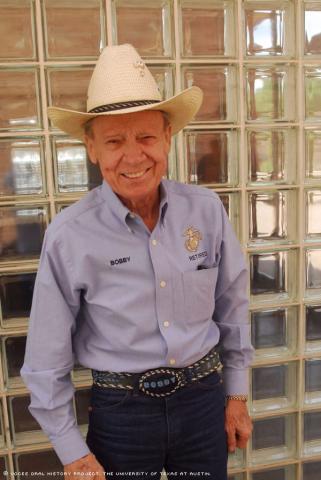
226, 426, 237, 453
93, 463, 106, 478
236, 435, 249, 449
96, 468, 106, 479
235, 428, 252, 449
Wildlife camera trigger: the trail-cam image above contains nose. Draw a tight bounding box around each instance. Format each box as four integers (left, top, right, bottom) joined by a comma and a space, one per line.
122, 139, 146, 164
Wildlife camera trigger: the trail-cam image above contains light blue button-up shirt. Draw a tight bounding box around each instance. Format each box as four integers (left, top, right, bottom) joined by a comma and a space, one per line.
21, 179, 253, 465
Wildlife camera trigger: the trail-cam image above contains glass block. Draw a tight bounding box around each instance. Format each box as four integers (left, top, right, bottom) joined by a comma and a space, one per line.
9, 395, 47, 446
217, 192, 241, 241
0, 0, 36, 60
149, 66, 174, 101
55, 202, 73, 214
248, 190, 297, 245
2, 336, 26, 389
250, 249, 297, 303
244, 1, 295, 57
0, 402, 4, 448
304, 3, 321, 55
251, 307, 297, 358
251, 464, 296, 480
0, 69, 41, 131
75, 388, 91, 429
245, 65, 295, 122
52, 137, 102, 193
306, 305, 321, 352
180, 0, 235, 58
0, 205, 47, 262
306, 189, 321, 239
47, 67, 94, 123
228, 475, 245, 480
303, 460, 321, 480
14, 450, 62, 474
185, 130, 238, 186
251, 362, 297, 412
112, 0, 172, 58
247, 128, 297, 185
0, 458, 8, 479
303, 410, 321, 456
182, 66, 237, 123
0, 272, 35, 328
250, 414, 296, 465
305, 130, 321, 181
167, 136, 178, 182
43, 0, 104, 59
0, 138, 44, 197
305, 358, 321, 404
305, 68, 321, 120
305, 248, 321, 298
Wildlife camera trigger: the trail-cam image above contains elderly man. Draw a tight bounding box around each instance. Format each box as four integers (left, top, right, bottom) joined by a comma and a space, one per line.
21, 44, 253, 480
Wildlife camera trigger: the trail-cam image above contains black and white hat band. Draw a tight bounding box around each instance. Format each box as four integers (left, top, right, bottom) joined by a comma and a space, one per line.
89, 99, 161, 114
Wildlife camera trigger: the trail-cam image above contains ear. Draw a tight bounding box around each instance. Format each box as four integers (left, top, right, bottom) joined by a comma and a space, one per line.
84, 134, 98, 165
164, 124, 172, 154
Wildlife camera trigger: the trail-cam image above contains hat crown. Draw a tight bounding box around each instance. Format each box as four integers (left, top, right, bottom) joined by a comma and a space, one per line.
87, 44, 162, 112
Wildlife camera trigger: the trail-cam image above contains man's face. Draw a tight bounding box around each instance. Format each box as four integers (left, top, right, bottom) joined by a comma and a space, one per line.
84, 111, 171, 204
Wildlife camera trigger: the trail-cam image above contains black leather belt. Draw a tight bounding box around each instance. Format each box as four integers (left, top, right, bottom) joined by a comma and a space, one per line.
92, 347, 221, 398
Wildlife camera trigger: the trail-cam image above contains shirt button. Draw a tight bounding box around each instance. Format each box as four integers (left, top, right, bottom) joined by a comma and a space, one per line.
163, 321, 170, 327
169, 359, 176, 366
151, 239, 157, 246
160, 280, 166, 288
129, 213, 135, 219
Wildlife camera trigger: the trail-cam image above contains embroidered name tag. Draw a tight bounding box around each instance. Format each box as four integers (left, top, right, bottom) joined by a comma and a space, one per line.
110, 256, 130, 266
189, 250, 208, 261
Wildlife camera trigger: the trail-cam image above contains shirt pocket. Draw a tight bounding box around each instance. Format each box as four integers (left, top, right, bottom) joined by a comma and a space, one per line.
182, 267, 218, 324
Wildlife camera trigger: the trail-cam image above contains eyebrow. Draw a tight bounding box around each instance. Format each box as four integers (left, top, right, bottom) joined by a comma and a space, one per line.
102, 130, 159, 138
101, 132, 124, 139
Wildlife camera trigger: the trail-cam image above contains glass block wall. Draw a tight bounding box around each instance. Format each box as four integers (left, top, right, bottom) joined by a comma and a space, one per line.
0, 0, 321, 478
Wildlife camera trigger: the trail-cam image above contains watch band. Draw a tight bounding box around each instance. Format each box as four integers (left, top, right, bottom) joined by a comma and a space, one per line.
226, 394, 248, 402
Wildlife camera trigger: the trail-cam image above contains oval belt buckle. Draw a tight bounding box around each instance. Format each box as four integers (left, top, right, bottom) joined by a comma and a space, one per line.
139, 368, 184, 397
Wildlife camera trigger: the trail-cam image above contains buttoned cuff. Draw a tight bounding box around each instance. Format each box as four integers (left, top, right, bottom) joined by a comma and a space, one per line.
51, 426, 91, 466
222, 367, 249, 396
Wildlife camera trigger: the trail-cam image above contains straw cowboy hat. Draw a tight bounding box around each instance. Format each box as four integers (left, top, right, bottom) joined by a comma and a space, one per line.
48, 44, 203, 141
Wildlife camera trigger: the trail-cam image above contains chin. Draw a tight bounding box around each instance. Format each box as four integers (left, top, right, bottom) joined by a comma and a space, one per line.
124, 183, 156, 198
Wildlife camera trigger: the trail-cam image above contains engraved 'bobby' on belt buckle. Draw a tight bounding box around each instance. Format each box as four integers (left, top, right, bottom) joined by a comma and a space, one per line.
139, 368, 185, 397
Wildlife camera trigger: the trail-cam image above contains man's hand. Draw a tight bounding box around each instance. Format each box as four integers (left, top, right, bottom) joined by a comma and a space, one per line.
64, 452, 105, 478
225, 399, 252, 453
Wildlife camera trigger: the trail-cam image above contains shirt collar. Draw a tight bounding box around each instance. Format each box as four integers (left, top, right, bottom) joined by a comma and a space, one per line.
100, 180, 130, 227
100, 180, 169, 228
159, 180, 168, 226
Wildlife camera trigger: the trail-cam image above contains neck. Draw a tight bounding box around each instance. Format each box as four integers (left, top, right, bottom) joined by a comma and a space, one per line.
119, 189, 161, 232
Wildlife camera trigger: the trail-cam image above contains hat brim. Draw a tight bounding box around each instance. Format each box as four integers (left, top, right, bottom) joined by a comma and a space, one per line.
47, 86, 203, 141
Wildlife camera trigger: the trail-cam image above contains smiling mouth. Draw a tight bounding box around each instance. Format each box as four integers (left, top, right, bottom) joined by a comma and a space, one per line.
122, 168, 150, 179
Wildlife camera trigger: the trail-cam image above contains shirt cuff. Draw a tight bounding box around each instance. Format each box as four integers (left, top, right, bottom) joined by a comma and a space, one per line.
222, 367, 249, 396
51, 426, 91, 466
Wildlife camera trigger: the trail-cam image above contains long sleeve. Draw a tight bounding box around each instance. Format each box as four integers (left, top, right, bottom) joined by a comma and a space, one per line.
20, 229, 90, 465
213, 202, 254, 395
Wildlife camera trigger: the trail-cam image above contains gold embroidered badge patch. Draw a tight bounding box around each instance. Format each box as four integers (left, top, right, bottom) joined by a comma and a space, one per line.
183, 226, 202, 253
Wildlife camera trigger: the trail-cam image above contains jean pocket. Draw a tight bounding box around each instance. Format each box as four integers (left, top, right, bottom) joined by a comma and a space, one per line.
194, 372, 223, 390
89, 385, 131, 412
182, 267, 218, 324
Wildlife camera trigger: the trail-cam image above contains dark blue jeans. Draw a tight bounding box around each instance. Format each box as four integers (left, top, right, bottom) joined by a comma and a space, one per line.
86, 371, 227, 480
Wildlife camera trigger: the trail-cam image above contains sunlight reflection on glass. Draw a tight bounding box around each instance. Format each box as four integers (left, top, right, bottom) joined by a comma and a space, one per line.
306, 249, 321, 290
246, 66, 295, 121
245, 9, 284, 56
305, 9, 321, 55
